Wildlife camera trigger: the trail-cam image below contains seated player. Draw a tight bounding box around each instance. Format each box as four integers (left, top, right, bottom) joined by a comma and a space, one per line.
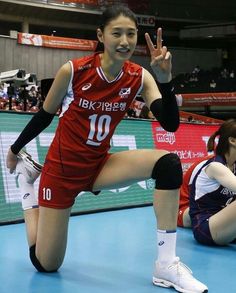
177, 155, 213, 228
179, 119, 236, 246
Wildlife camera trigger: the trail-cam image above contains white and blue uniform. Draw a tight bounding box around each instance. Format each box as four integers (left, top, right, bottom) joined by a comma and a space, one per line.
189, 155, 236, 245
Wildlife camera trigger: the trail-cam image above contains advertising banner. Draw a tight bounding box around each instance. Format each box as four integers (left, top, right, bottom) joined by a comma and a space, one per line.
151, 122, 220, 172
179, 92, 236, 106
18, 33, 98, 51
0, 113, 154, 223
0, 112, 221, 223
136, 14, 155, 27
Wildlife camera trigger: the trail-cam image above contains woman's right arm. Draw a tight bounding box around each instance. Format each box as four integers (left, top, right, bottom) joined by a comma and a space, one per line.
42, 62, 72, 114
6, 62, 72, 173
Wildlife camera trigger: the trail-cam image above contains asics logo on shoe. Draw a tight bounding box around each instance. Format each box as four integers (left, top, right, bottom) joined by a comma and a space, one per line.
158, 241, 165, 246
23, 193, 30, 199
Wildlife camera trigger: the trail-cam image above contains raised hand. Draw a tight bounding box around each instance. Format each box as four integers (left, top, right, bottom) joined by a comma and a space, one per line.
145, 28, 172, 83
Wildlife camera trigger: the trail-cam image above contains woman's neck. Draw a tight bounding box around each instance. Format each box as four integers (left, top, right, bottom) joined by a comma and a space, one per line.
99, 53, 124, 81
225, 153, 236, 171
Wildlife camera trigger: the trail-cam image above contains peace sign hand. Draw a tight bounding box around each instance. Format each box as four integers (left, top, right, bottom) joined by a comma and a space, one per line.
145, 28, 172, 83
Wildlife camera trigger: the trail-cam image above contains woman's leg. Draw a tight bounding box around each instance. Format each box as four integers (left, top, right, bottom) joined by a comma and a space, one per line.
93, 149, 179, 255
93, 149, 179, 227
93, 149, 207, 293
182, 207, 191, 228
22, 202, 71, 271
34, 206, 71, 271
17, 174, 39, 245
209, 200, 236, 245
24, 208, 39, 246
93, 149, 168, 190
17, 155, 72, 272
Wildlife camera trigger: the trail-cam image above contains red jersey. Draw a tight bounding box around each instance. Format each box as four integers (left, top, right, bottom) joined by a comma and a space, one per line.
44, 52, 143, 179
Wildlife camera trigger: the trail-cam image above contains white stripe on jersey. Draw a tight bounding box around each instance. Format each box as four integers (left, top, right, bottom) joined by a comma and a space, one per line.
59, 60, 75, 118
190, 159, 220, 201
189, 160, 208, 184
96, 66, 124, 83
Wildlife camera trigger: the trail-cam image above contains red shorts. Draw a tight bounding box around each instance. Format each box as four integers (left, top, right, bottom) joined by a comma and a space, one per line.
177, 205, 189, 227
38, 153, 111, 209
178, 182, 190, 227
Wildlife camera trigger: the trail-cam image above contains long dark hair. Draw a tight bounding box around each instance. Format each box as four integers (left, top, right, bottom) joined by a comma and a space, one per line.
207, 119, 236, 157
95, 5, 138, 52
99, 5, 138, 31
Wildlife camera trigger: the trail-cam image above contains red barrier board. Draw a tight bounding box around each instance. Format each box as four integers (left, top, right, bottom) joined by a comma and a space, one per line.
151, 122, 220, 172
179, 92, 236, 106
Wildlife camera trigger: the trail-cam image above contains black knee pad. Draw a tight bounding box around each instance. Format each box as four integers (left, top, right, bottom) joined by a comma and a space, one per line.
151, 153, 183, 190
29, 245, 57, 273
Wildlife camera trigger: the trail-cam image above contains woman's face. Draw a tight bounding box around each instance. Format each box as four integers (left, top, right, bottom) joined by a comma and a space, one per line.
98, 14, 137, 62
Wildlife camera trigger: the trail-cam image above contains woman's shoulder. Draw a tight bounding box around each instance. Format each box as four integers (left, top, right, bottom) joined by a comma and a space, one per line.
212, 155, 226, 165
71, 53, 97, 72
124, 60, 143, 75
197, 156, 224, 174
204, 156, 227, 178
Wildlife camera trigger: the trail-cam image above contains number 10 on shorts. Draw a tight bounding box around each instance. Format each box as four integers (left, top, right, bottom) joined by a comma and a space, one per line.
43, 187, 52, 201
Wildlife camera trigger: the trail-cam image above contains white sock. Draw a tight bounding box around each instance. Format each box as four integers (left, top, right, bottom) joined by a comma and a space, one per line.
157, 229, 177, 264
18, 174, 38, 210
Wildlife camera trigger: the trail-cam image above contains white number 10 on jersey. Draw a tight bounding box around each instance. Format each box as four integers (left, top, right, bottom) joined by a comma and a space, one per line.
86, 114, 111, 146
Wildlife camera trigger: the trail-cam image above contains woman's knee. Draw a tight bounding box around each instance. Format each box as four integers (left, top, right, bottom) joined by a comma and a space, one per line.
29, 245, 62, 272
151, 152, 183, 190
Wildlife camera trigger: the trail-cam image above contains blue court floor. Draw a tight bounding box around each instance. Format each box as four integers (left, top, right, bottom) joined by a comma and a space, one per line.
0, 206, 235, 293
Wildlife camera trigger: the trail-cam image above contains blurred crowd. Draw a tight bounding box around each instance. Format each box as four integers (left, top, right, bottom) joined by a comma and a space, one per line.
1, 65, 235, 123
0, 84, 44, 112
173, 65, 236, 94
0, 82, 208, 124
124, 101, 206, 124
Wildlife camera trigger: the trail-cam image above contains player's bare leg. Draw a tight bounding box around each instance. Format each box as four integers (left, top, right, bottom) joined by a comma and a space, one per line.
209, 200, 236, 245
16, 151, 72, 271
93, 149, 208, 293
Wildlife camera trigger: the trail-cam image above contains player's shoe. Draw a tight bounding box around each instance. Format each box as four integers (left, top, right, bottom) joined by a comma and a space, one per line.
15, 150, 43, 184
153, 257, 208, 293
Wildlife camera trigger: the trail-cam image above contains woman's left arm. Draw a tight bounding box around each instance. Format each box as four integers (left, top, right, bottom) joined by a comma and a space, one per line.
141, 28, 179, 132
206, 162, 236, 192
